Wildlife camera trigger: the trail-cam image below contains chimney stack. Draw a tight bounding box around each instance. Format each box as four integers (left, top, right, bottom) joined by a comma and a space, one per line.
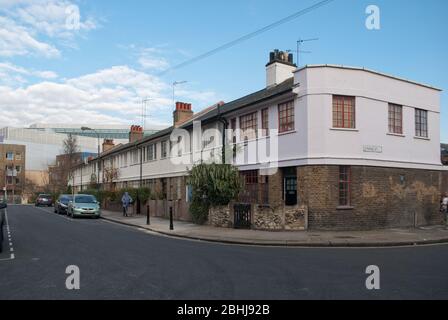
102, 139, 115, 153
266, 49, 296, 88
129, 125, 144, 143
173, 102, 194, 127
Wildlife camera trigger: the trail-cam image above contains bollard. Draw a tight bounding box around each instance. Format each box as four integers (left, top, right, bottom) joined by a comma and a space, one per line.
169, 207, 174, 230
146, 205, 150, 225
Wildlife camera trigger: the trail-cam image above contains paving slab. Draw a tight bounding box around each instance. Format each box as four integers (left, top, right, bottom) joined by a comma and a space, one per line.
100, 209, 448, 247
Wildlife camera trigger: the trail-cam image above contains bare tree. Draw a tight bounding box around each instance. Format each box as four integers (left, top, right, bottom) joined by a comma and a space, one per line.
63, 134, 80, 155
60, 134, 81, 191
103, 167, 119, 191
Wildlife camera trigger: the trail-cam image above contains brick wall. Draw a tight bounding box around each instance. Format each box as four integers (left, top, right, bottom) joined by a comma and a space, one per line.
298, 165, 445, 230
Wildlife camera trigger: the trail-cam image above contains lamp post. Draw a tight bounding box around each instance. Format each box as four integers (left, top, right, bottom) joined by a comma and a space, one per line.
81, 127, 101, 190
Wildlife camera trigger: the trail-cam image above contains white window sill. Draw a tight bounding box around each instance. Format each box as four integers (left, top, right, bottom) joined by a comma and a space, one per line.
278, 130, 296, 136
330, 128, 359, 132
414, 136, 430, 141
387, 133, 405, 138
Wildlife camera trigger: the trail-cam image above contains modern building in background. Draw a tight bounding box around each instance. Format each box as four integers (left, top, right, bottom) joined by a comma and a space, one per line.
70, 50, 448, 231
29, 123, 164, 140
0, 144, 25, 203
0, 124, 162, 189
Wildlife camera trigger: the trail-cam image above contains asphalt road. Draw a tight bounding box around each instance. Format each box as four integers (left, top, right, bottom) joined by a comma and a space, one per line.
0, 204, 447, 300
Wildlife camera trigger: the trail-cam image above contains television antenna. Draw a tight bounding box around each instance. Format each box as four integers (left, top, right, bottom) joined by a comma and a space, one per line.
172, 81, 188, 108
293, 38, 319, 66
141, 97, 152, 130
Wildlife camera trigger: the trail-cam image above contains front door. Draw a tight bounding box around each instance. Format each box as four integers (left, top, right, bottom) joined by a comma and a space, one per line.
284, 176, 297, 206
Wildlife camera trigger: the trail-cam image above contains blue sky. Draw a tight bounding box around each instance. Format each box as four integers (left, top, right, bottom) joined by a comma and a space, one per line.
0, 0, 447, 141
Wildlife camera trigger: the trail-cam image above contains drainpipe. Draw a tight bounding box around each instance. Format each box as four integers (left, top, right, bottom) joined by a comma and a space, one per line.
137, 145, 142, 214
217, 103, 228, 164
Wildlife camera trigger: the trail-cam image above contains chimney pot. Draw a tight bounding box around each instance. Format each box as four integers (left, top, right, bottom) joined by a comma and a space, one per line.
173, 101, 194, 127
266, 49, 296, 87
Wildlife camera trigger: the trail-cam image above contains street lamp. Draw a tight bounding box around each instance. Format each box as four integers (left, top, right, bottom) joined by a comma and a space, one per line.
81, 127, 101, 190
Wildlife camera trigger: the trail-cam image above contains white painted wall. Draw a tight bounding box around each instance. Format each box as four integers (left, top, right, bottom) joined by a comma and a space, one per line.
294, 65, 442, 169
266, 62, 296, 87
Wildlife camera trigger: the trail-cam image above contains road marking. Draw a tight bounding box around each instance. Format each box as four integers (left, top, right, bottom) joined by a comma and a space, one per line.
1, 208, 15, 261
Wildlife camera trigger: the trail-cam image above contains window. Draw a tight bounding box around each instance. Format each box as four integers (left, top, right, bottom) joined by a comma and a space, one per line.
202, 135, 214, 149
131, 149, 139, 164
176, 136, 183, 156
15, 165, 21, 173
333, 96, 355, 129
147, 144, 156, 161
230, 118, 237, 143
6, 152, 13, 160
15, 152, 22, 160
240, 112, 258, 141
388, 104, 403, 134
278, 101, 295, 133
239, 170, 259, 203
261, 108, 269, 137
415, 109, 428, 138
339, 166, 351, 206
161, 140, 168, 158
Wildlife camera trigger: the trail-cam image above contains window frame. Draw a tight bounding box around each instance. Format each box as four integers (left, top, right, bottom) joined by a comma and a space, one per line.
338, 166, 352, 207
239, 170, 259, 204
415, 108, 428, 138
388, 103, 403, 135
333, 95, 356, 129
261, 108, 269, 137
278, 100, 295, 133
161, 140, 168, 159
230, 118, 237, 144
239, 112, 258, 141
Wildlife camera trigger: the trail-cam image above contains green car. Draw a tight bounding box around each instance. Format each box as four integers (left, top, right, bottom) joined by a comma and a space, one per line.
67, 194, 101, 219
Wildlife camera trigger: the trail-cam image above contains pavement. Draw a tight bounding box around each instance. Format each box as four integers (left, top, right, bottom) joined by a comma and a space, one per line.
1, 204, 448, 299
100, 209, 448, 247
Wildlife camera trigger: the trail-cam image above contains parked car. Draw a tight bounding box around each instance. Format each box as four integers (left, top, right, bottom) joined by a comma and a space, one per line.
67, 194, 101, 219
0, 202, 6, 253
35, 194, 53, 207
54, 194, 73, 215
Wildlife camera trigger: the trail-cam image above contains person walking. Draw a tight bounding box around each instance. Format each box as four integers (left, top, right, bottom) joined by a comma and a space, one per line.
121, 192, 133, 217
442, 193, 448, 226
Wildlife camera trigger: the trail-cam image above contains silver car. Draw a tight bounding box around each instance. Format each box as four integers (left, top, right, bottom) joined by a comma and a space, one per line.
67, 194, 101, 219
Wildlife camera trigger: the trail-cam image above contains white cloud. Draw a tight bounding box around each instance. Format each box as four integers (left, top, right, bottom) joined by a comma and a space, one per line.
137, 48, 170, 71
0, 65, 219, 128
13, 0, 97, 38
0, 16, 61, 58
0, 0, 98, 58
0, 62, 58, 86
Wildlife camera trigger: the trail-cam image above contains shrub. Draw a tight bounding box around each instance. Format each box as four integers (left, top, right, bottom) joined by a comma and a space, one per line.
187, 163, 242, 224
189, 199, 210, 225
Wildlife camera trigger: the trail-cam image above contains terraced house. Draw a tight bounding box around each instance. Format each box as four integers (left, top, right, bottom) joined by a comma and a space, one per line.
71, 50, 448, 231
